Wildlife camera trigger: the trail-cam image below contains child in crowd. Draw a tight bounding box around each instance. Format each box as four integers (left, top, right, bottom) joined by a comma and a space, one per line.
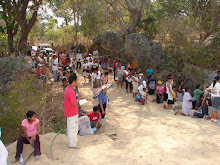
140, 88, 147, 105
175, 87, 192, 116
109, 65, 113, 73
102, 72, 109, 85
166, 77, 174, 112
172, 86, 177, 108
87, 106, 102, 131
83, 60, 89, 82
72, 58, 76, 69
139, 73, 144, 86
96, 68, 102, 88
156, 80, 163, 103
132, 72, 139, 97
62, 72, 68, 92
173, 86, 177, 102
14, 111, 41, 163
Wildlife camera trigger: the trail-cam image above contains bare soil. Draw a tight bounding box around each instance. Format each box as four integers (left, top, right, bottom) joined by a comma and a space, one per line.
6, 71, 220, 165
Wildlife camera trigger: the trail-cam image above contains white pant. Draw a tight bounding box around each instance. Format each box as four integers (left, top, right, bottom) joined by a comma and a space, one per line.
0, 140, 8, 165
67, 114, 78, 147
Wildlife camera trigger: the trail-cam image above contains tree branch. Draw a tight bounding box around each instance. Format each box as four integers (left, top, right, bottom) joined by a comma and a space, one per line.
104, 0, 113, 5
117, 0, 129, 10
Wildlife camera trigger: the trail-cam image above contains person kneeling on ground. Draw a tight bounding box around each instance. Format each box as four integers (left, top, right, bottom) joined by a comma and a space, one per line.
174, 87, 192, 116
14, 111, 41, 163
192, 91, 211, 118
156, 80, 163, 103
87, 106, 102, 131
78, 114, 96, 136
140, 88, 147, 105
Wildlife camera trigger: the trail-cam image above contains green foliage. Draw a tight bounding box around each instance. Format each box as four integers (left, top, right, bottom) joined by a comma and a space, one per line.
0, 32, 7, 56
80, 1, 112, 39
0, 77, 47, 144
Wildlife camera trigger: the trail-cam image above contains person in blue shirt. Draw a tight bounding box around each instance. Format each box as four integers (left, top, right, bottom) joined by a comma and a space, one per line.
146, 65, 153, 79
98, 88, 108, 119
71, 45, 76, 58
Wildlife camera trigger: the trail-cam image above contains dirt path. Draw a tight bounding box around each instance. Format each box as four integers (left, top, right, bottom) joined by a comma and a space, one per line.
6, 71, 220, 165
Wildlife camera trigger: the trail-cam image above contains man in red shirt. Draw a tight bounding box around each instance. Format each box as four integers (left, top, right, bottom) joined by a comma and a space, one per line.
87, 106, 102, 129
64, 74, 80, 148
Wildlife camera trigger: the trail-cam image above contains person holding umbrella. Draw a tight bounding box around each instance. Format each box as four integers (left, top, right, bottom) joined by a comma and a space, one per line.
93, 84, 112, 119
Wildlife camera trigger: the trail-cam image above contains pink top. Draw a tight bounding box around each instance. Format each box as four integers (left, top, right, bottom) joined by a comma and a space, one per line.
156, 86, 163, 94
101, 75, 108, 85
21, 119, 39, 137
64, 86, 78, 117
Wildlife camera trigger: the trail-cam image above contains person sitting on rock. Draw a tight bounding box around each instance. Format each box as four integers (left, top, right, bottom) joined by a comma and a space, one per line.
14, 111, 41, 163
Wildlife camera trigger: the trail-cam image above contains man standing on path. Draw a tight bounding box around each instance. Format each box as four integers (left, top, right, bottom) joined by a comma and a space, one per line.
51, 55, 58, 81
76, 50, 82, 70
71, 45, 76, 58
64, 74, 80, 149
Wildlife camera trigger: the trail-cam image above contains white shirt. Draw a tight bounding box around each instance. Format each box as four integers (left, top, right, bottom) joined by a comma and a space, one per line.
91, 73, 97, 88
76, 53, 83, 62
51, 58, 58, 71
88, 62, 93, 69
86, 56, 94, 61
138, 84, 146, 95
83, 63, 88, 70
93, 50, 98, 56
211, 82, 220, 97
142, 91, 147, 98
97, 70, 101, 79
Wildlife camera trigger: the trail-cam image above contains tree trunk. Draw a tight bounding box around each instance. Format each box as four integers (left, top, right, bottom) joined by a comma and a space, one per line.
128, 10, 142, 33
7, 30, 14, 57
18, 28, 28, 54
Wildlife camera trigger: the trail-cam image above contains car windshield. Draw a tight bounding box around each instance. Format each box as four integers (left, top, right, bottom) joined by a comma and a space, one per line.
39, 45, 50, 49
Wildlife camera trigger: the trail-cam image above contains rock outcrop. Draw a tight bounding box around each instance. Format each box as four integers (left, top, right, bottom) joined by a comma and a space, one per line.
0, 57, 30, 85
93, 30, 125, 52
124, 33, 163, 69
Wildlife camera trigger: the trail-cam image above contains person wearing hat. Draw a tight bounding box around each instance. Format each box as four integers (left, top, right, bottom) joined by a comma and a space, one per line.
86, 54, 93, 62
156, 80, 163, 103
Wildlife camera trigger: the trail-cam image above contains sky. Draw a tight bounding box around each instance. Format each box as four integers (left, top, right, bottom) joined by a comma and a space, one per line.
39, 3, 75, 27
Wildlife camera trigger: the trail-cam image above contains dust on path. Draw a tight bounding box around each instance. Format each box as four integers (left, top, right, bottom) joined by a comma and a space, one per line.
6, 71, 220, 165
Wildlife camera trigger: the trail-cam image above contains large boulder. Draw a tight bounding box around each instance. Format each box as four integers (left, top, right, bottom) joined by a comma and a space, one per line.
93, 30, 125, 52
124, 33, 163, 69
0, 57, 30, 85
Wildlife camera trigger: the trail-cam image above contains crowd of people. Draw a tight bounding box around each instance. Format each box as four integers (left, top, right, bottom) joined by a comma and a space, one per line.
1, 44, 219, 164
113, 57, 220, 123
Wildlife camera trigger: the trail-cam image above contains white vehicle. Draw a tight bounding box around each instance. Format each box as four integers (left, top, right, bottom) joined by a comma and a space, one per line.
37, 44, 53, 56
31, 46, 38, 56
